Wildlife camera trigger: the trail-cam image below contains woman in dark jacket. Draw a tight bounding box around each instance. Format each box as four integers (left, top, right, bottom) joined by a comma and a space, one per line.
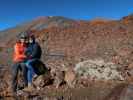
24, 35, 42, 91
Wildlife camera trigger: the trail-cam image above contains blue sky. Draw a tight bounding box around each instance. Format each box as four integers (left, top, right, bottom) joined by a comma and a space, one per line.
0, 0, 133, 30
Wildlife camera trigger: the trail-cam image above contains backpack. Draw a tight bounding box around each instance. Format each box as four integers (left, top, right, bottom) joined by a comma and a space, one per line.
31, 59, 48, 75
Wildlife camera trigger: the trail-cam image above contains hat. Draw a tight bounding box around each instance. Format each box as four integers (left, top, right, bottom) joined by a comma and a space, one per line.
18, 32, 28, 39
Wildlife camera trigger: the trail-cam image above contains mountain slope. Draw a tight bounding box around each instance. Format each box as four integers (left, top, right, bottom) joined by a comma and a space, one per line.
0, 16, 76, 45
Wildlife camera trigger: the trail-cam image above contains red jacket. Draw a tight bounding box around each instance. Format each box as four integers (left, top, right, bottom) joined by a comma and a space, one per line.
13, 42, 27, 62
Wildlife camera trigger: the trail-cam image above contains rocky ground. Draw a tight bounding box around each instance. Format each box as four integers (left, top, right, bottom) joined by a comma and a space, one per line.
0, 58, 133, 100
0, 79, 133, 100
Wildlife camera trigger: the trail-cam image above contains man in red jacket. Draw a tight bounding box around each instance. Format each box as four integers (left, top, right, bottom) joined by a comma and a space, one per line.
11, 34, 28, 92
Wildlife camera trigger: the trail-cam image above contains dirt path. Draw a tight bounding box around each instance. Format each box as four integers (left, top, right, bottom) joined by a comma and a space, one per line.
1, 81, 128, 100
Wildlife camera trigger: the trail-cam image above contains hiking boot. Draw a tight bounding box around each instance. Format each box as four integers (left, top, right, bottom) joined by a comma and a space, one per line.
33, 74, 38, 81
22, 84, 35, 92
16, 90, 24, 96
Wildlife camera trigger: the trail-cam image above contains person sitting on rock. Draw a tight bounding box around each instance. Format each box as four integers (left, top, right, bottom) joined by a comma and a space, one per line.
11, 34, 28, 93
24, 34, 42, 91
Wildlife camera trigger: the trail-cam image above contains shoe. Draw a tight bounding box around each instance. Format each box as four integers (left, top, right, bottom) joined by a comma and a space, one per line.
17, 90, 24, 95
33, 74, 38, 81
22, 84, 35, 92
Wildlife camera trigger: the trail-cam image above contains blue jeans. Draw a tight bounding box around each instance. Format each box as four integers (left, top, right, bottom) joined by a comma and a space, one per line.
26, 59, 36, 84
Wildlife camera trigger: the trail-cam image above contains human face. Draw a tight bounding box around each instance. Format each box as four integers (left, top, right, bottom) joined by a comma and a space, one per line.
20, 38, 26, 43
29, 38, 33, 43
25, 38, 29, 44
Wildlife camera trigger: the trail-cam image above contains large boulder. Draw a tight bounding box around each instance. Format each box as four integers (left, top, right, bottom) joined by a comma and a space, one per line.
32, 71, 52, 90
74, 59, 124, 81
64, 68, 76, 88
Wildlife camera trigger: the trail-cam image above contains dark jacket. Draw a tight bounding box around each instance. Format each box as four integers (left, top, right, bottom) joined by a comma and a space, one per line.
26, 42, 42, 59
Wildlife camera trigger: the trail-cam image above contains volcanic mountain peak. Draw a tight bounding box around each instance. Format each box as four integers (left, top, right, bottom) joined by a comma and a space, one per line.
27, 16, 76, 31
0, 16, 78, 44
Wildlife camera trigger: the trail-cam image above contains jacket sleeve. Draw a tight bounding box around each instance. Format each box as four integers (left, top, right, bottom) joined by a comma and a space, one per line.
25, 48, 31, 58
30, 43, 42, 59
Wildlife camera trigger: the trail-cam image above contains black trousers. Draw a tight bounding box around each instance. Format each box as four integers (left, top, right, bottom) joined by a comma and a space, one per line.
11, 62, 28, 92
